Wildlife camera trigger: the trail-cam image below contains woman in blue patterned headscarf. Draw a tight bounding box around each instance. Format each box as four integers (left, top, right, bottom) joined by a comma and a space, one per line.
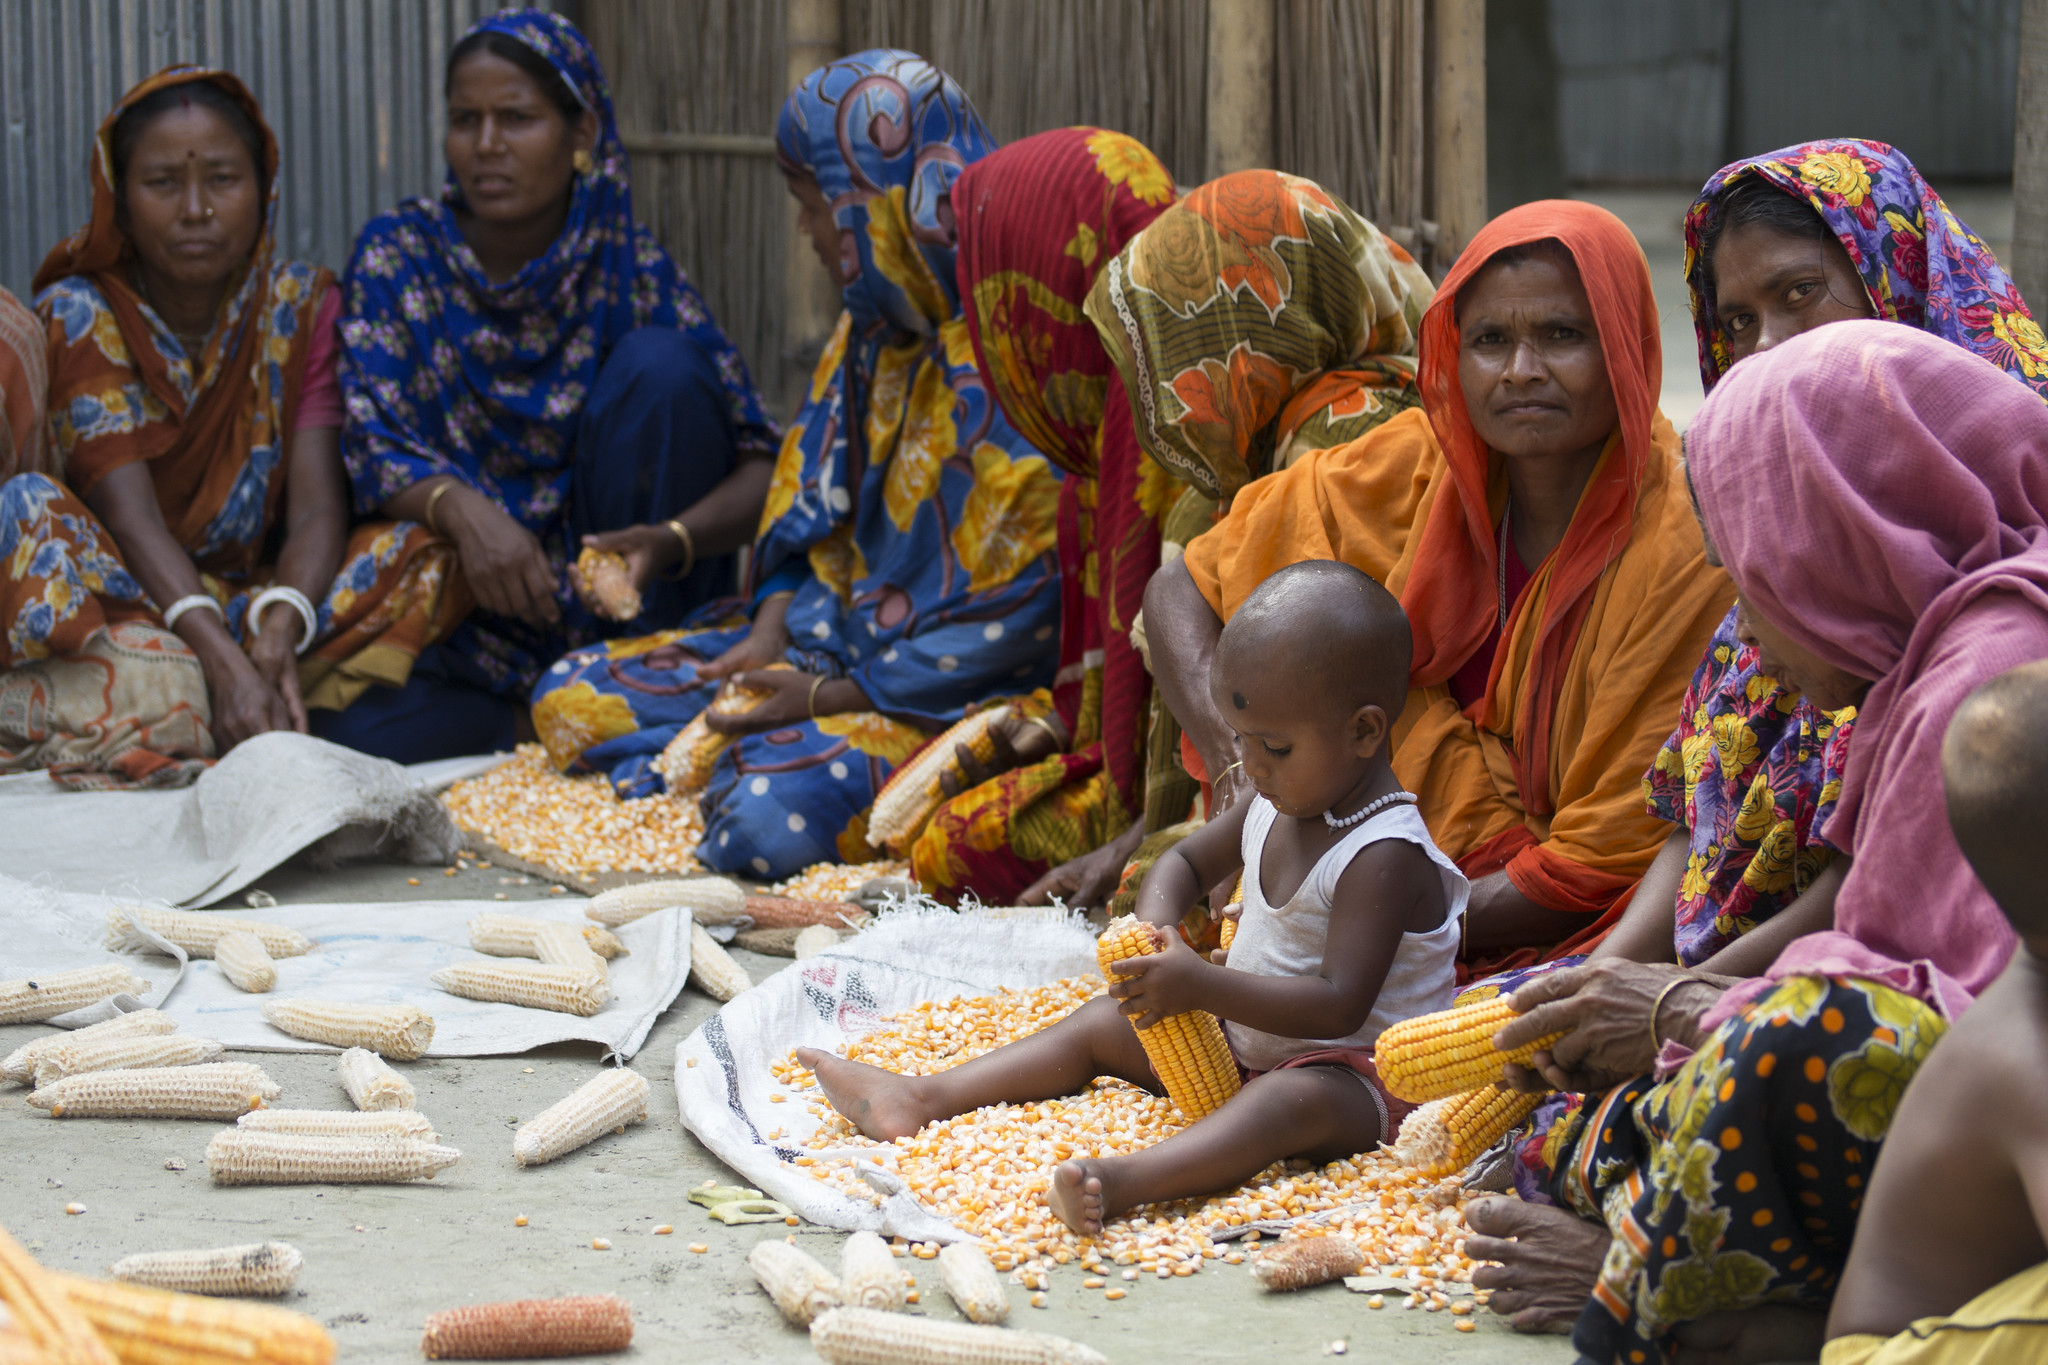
336, 9, 779, 761
532, 50, 1063, 881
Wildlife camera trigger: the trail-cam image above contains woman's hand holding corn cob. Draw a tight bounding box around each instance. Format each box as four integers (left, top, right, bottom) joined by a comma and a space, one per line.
1492, 959, 1737, 1094
702, 668, 871, 734
1103, 929, 1212, 1031
935, 707, 1066, 797
693, 591, 795, 682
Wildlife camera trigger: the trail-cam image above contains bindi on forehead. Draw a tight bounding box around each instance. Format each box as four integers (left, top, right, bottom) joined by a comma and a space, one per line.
1232, 692, 1247, 710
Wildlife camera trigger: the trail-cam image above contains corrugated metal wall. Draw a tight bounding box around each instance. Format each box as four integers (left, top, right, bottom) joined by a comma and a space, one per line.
0, 0, 506, 302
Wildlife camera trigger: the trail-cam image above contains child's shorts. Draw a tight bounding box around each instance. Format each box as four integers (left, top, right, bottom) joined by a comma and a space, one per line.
1236, 1046, 1417, 1144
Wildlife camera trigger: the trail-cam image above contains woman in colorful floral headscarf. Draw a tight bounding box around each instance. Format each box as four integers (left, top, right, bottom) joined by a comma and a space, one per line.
531, 51, 1062, 881
6, 65, 459, 781
340, 9, 779, 760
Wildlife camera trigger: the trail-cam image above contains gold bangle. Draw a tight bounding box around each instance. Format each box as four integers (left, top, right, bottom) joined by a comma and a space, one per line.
661, 518, 696, 581
806, 674, 827, 720
1648, 974, 1695, 1055
422, 480, 455, 536
1016, 713, 1065, 753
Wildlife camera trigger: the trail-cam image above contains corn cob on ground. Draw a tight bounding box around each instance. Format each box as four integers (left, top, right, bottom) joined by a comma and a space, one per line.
1095, 916, 1241, 1121
1390, 1082, 1545, 1177
742, 895, 871, 930
205, 1130, 462, 1185
1372, 996, 1565, 1104
1, 966, 149, 1026
420, 1294, 633, 1359
259, 1000, 435, 1061
0, 1220, 119, 1365
107, 1242, 303, 1297
33, 1035, 223, 1088
866, 709, 1002, 855
431, 962, 609, 1017
837, 1231, 904, 1312
512, 1068, 648, 1167
29, 1063, 281, 1120
936, 1243, 1008, 1324
687, 923, 752, 1002
1250, 1233, 1366, 1291
529, 922, 607, 978
733, 926, 806, 957
809, 1307, 1108, 1365
1, 1010, 177, 1085
792, 925, 843, 960
584, 876, 746, 928
211, 931, 276, 993
747, 1241, 841, 1326
466, 916, 626, 962
441, 745, 705, 879
571, 547, 641, 622
337, 1047, 416, 1111
54, 1270, 334, 1365
238, 1109, 437, 1140
105, 905, 314, 959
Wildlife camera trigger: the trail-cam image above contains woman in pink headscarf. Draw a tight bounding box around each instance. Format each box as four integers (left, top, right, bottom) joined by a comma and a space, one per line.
1464, 320, 2048, 1364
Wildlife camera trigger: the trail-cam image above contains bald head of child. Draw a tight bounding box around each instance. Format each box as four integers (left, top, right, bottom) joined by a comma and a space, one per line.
1944, 658, 2048, 950
1210, 561, 1412, 818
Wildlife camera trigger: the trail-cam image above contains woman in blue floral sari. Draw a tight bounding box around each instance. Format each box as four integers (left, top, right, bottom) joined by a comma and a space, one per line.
339, 9, 778, 760
532, 51, 1062, 880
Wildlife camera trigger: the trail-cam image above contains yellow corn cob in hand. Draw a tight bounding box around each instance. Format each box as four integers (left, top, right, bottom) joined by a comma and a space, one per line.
1, 1009, 177, 1085
573, 547, 642, 622
0, 1220, 119, 1365
29, 1062, 281, 1120
212, 931, 276, 993
584, 876, 747, 928
809, 1307, 1108, 1365
513, 1067, 648, 1167
866, 709, 1002, 855
1391, 1081, 1545, 1177
837, 1232, 904, 1312
106, 905, 313, 959
337, 1047, 415, 1111
1, 965, 149, 1026
1372, 996, 1564, 1104
54, 1270, 335, 1365
205, 1129, 461, 1185
747, 1241, 841, 1327
420, 1294, 633, 1359
238, 1109, 437, 1140
431, 962, 609, 1016
33, 1035, 223, 1088
108, 1242, 303, 1297
688, 923, 752, 1002
1096, 916, 1241, 1121
651, 665, 795, 794
936, 1243, 1008, 1324
260, 999, 435, 1060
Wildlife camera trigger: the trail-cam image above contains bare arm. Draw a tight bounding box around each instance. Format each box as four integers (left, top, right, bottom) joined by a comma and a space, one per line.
245, 424, 348, 731
1695, 855, 1847, 977
1463, 871, 1593, 953
1143, 560, 1249, 810
1586, 825, 1686, 964
385, 476, 559, 628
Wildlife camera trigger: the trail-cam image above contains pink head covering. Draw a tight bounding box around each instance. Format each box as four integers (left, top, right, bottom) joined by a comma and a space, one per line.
1688, 319, 2048, 1017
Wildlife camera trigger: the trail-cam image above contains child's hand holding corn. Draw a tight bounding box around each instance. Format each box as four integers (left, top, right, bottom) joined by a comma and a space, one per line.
1104, 928, 1211, 1030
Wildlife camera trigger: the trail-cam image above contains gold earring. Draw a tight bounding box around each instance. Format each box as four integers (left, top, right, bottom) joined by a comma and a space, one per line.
572, 149, 593, 176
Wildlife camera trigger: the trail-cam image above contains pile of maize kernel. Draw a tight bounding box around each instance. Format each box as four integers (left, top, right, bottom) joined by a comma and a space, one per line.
769, 859, 913, 902
771, 978, 1485, 1290
442, 745, 705, 878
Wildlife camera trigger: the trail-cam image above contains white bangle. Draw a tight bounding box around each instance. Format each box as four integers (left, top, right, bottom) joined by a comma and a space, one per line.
248, 585, 319, 655
162, 593, 223, 632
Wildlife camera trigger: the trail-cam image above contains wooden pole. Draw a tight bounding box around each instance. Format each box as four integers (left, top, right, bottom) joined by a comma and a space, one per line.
2015, 0, 2048, 315
1431, 0, 1488, 266
1204, 0, 1275, 181
783, 0, 843, 383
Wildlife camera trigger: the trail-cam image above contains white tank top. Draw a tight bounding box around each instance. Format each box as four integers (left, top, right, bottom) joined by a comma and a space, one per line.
1223, 796, 1468, 1072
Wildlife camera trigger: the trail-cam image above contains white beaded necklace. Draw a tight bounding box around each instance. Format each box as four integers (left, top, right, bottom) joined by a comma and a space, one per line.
1323, 789, 1417, 829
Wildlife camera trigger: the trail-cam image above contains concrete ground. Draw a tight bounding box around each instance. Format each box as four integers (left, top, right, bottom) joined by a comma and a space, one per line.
2, 855, 1575, 1363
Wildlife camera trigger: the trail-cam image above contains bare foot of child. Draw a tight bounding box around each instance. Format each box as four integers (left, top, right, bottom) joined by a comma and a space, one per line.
1669, 1304, 1826, 1365
1047, 1159, 1113, 1237
1464, 1197, 1610, 1333
796, 1048, 933, 1141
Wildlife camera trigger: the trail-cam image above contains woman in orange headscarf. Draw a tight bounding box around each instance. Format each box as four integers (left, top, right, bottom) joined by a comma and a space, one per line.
1138, 201, 1729, 973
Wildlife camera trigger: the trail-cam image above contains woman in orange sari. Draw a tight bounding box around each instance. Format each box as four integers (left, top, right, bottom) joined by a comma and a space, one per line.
1140, 201, 1729, 973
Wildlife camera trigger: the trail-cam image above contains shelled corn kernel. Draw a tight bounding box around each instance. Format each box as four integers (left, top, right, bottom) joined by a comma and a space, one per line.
572, 547, 641, 622
337, 1048, 416, 1112
1374, 998, 1564, 1104
512, 1068, 649, 1167
769, 860, 912, 903
33, 1034, 223, 1087
441, 745, 705, 879
30, 1063, 281, 1120
260, 1000, 434, 1060
420, 1293, 633, 1359
108, 1242, 303, 1296
0, 965, 150, 1025
1, 1009, 177, 1085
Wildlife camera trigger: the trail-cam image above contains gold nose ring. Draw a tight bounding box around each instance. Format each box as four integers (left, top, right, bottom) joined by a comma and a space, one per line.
204, 206, 215, 219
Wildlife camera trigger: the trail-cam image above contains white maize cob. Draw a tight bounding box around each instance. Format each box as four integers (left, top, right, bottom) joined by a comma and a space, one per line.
582, 925, 626, 959
866, 709, 1001, 854
29, 1062, 281, 1119
810, 1307, 1109, 1365
0, 964, 149, 1025
337, 1047, 415, 1111
937, 1243, 1009, 1324
512, 1068, 648, 1167
431, 962, 609, 1017
33, 1035, 223, 1087
1, 1008, 178, 1085
212, 931, 276, 993
238, 1108, 437, 1140
260, 999, 434, 1060
106, 905, 313, 959
838, 1232, 904, 1312
584, 876, 747, 928
792, 924, 843, 960
470, 915, 627, 963
531, 921, 607, 978
205, 1129, 461, 1185
108, 1242, 303, 1296
687, 922, 752, 1002
747, 1240, 842, 1326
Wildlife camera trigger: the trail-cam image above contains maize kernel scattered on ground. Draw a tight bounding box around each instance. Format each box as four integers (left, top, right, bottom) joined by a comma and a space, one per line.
654, 1226, 672, 1236
591, 1238, 610, 1251
442, 745, 704, 878
769, 859, 911, 902
1456, 1319, 1477, 1332
688, 1243, 708, 1254
514, 1215, 528, 1226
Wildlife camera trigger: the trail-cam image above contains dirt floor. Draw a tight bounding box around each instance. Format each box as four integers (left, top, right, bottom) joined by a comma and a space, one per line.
0, 855, 1575, 1363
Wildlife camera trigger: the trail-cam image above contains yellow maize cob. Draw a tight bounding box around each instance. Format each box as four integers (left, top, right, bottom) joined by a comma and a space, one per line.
0, 1317, 43, 1365
54, 1271, 334, 1365
512, 1068, 648, 1167
1371, 996, 1564, 1104
572, 547, 641, 622
687, 923, 752, 1002
2, 1010, 177, 1085
584, 876, 747, 928
792, 925, 842, 960
33, 1035, 223, 1088
259, 1000, 434, 1060
866, 709, 1001, 855
420, 1294, 633, 1359
337, 1047, 415, 1111
238, 1109, 437, 1140
106, 905, 313, 959
431, 962, 609, 1017
211, 931, 275, 993
809, 1307, 1108, 1365
0, 1220, 119, 1365
837, 1232, 904, 1312
651, 666, 794, 794
1095, 916, 1241, 1121
936, 1243, 1008, 1324
0, 965, 149, 1026
1250, 1234, 1366, 1292
747, 1241, 841, 1327
1391, 1082, 1545, 1177
107, 1243, 303, 1297
204, 1129, 461, 1185
29, 1063, 280, 1120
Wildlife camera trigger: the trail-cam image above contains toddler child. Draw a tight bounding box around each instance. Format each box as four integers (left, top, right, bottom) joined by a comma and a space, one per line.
799, 560, 1468, 1235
